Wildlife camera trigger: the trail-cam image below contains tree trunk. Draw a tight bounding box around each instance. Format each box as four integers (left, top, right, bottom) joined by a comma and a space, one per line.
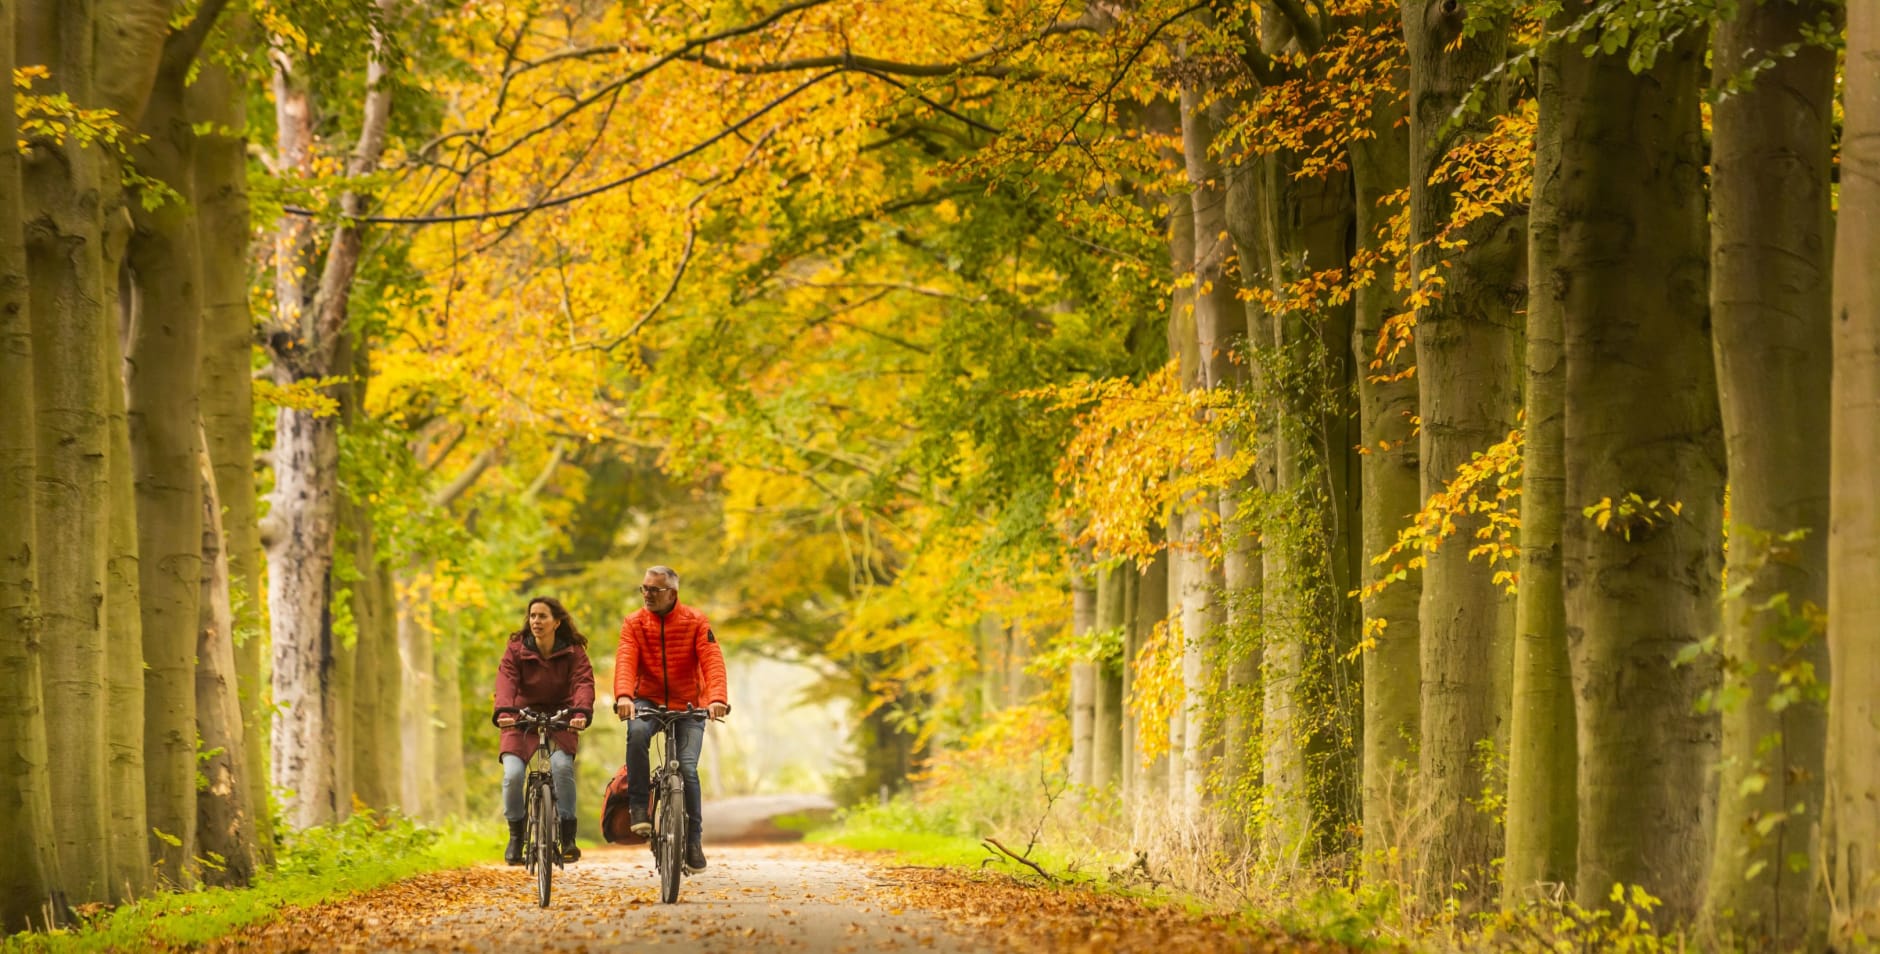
1175, 510, 1222, 815
1348, 64, 1423, 883
1400, 0, 1523, 904
1133, 547, 1170, 817
332, 588, 355, 819
1826, 0, 1880, 941
0, 0, 65, 923
103, 281, 153, 902
433, 621, 469, 818
375, 560, 401, 808
1181, 68, 1255, 826
1503, 30, 1576, 906
191, 35, 271, 865
1070, 575, 1096, 788
1118, 565, 1139, 807
397, 569, 439, 818
268, 402, 343, 828
347, 504, 397, 811
1093, 561, 1125, 792
127, 48, 206, 884
21, 0, 114, 906
195, 437, 256, 885
266, 2, 397, 828
1303, 167, 1362, 857
1701, 1, 1836, 944
1555, 14, 1723, 923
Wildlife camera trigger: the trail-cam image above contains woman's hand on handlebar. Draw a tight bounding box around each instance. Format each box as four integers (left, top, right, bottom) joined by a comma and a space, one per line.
707, 702, 729, 720
570, 713, 588, 730
497, 712, 517, 727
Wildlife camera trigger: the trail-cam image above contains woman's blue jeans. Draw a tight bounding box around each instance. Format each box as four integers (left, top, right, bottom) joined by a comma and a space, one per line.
502, 750, 576, 822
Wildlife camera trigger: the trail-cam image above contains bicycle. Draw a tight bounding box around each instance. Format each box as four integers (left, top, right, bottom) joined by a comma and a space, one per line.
634, 704, 712, 904
510, 707, 581, 908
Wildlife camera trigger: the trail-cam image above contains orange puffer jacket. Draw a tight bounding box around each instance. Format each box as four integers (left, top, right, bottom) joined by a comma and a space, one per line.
613, 603, 729, 711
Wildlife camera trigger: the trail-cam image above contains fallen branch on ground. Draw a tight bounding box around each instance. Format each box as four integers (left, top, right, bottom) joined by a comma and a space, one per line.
982, 837, 1057, 882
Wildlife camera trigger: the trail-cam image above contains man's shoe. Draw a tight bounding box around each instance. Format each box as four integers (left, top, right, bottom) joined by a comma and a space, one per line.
558, 818, 581, 863
629, 804, 651, 836
684, 838, 707, 871
504, 820, 525, 866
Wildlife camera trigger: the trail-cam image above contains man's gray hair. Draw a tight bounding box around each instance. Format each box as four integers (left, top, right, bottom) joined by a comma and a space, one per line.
646, 565, 680, 588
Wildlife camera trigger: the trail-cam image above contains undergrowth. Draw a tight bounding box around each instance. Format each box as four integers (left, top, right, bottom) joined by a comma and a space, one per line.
807, 708, 1711, 953
2, 811, 496, 953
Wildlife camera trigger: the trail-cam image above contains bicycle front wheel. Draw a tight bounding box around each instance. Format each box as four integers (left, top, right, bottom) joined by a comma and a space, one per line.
534, 783, 556, 907
656, 781, 684, 903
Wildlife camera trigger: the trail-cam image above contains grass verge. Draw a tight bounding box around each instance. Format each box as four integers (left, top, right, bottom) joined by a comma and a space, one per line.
3, 813, 500, 953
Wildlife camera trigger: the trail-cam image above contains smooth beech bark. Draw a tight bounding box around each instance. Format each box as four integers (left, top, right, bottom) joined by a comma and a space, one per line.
103, 231, 153, 900
127, 31, 210, 883
195, 438, 256, 885
1348, 56, 1423, 882
397, 570, 439, 819
1400, 0, 1522, 903
192, 36, 272, 863
1703, 0, 1836, 944
1070, 576, 1097, 787
0, 0, 64, 926
22, 0, 114, 904
1827, 0, 1880, 942
1093, 562, 1126, 790
1503, 30, 1576, 906
1554, 12, 1723, 923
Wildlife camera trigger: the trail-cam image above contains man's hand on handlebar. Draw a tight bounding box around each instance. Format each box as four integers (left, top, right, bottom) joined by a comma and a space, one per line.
497, 712, 517, 727
707, 702, 729, 720
570, 713, 588, 730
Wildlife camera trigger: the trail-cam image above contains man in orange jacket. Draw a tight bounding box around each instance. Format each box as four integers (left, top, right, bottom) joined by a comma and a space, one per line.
614, 565, 730, 870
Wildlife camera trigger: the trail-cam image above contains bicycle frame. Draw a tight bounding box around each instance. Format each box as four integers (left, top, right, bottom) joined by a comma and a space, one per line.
511, 707, 574, 907
635, 704, 708, 903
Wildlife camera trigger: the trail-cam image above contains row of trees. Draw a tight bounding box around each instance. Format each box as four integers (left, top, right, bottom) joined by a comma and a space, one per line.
2, 1, 1876, 950
1029, 1, 1879, 949
0, 0, 514, 931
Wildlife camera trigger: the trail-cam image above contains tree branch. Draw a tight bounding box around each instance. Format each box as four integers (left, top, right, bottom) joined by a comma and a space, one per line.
286, 70, 843, 225
1269, 0, 1325, 52
432, 447, 499, 508
160, 0, 234, 76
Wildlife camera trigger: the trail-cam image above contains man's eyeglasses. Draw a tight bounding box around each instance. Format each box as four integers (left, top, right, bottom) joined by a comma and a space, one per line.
640, 585, 673, 595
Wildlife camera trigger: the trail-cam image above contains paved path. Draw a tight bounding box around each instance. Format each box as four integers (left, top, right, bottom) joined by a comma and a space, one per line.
210, 845, 986, 953
701, 793, 836, 843
205, 841, 1340, 954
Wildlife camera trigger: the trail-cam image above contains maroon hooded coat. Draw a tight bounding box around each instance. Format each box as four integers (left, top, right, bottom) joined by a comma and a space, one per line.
491, 632, 596, 761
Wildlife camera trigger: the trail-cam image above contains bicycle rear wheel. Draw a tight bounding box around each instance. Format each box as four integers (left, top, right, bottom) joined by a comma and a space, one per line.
533, 782, 555, 907
656, 779, 684, 903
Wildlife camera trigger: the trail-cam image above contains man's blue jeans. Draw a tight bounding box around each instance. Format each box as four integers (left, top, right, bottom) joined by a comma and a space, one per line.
626, 705, 705, 840
502, 750, 576, 823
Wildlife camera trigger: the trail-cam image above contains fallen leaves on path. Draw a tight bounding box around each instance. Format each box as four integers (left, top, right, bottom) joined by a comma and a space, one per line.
170, 844, 1356, 953
868, 863, 1360, 954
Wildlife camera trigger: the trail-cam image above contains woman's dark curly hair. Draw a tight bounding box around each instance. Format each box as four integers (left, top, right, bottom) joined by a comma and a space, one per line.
513, 596, 587, 648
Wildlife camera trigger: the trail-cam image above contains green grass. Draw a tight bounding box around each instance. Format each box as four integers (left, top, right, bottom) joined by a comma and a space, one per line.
805, 809, 1115, 882
808, 822, 998, 868
768, 808, 835, 835
3, 815, 500, 953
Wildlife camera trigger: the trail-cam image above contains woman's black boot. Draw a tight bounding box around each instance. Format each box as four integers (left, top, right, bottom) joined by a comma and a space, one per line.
505, 819, 525, 865
559, 818, 581, 862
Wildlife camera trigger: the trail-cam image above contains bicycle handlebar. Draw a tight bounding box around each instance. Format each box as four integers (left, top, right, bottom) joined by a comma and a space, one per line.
631, 703, 717, 723
507, 707, 586, 732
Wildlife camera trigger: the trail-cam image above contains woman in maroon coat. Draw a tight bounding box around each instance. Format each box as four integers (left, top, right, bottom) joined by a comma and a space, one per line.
492, 596, 595, 865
